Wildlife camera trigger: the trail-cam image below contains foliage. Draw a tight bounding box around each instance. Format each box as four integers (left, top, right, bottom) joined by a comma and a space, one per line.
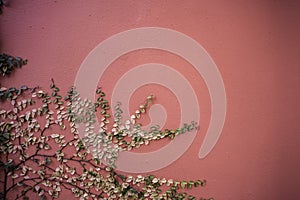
0, 52, 213, 200
0, 53, 27, 77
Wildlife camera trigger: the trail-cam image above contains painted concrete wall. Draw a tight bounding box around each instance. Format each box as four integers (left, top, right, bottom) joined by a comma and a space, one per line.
1, 1, 300, 199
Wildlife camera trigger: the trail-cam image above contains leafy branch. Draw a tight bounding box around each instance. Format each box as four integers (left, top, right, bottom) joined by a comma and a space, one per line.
0, 34, 215, 199
0, 53, 27, 77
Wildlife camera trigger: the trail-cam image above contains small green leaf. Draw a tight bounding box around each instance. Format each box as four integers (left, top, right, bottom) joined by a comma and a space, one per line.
181, 181, 187, 189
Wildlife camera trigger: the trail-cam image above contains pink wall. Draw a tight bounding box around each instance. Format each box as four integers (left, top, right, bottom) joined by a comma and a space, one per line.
1, 1, 300, 199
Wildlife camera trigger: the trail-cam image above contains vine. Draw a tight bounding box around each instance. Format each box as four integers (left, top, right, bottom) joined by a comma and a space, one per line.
0, 4, 213, 198
0, 53, 27, 77
0, 54, 214, 200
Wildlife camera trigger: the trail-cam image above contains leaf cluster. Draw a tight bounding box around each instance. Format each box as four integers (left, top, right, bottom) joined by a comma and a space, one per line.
0, 53, 27, 77
0, 55, 213, 199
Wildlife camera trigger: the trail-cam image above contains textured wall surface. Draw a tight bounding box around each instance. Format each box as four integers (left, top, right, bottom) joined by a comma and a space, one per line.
1, 1, 300, 199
